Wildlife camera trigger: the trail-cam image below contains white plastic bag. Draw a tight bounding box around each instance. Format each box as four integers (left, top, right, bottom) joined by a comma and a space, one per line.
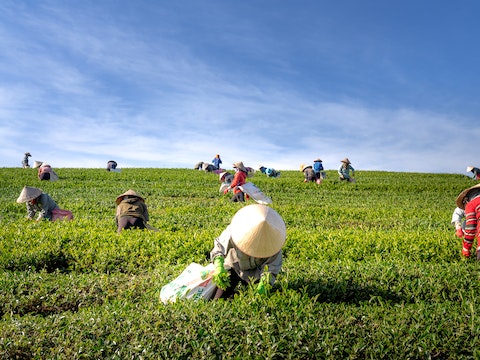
160, 263, 217, 303
239, 182, 272, 205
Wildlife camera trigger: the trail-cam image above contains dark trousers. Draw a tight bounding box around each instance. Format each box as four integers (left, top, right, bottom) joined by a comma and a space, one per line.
230, 192, 245, 202
117, 216, 145, 233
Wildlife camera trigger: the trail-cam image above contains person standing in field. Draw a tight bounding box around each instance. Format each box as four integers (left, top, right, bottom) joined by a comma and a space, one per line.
338, 158, 355, 182
212, 154, 223, 170
466, 166, 480, 180
209, 204, 286, 299
313, 158, 326, 182
223, 161, 248, 202
455, 183, 480, 259
16, 186, 59, 221
22, 152, 32, 168
115, 189, 150, 233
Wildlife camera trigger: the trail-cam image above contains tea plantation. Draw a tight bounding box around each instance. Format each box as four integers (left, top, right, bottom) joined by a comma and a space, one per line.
1, 167, 479, 359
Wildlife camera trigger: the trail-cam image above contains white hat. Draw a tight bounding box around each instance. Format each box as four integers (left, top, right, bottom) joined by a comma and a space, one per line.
467, 166, 474, 172
229, 204, 286, 258
33, 161, 43, 169
16, 186, 42, 203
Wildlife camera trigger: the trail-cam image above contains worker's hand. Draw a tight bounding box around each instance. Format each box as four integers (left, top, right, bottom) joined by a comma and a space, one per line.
212, 256, 230, 290
256, 272, 271, 295
223, 187, 230, 194
455, 228, 464, 238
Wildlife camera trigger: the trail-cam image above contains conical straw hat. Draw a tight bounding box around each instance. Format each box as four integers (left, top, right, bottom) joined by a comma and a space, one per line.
467, 166, 474, 172
33, 161, 43, 169
115, 189, 144, 205
341, 158, 351, 164
233, 161, 247, 172
16, 186, 42, 203
229, 204, 286, 258
456, 183, 480, 209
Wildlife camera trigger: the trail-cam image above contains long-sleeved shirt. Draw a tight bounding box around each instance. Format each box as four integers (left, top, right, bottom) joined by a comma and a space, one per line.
27, 193, 59, 221
229, 170, 247, 194
115, 197, 149, 224
212, 157, 222, 169
451, 207, 466, 227
338, 164, 355, 179
464, 196, 480, 244
210, 225, 282, 285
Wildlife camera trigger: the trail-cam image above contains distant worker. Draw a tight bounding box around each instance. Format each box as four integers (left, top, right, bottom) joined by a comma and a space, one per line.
35, 162, 59, 181
300, 164, 319, 183
106, 160, 118, 172
259, 165, 280, 178
212, 154, 223, 170
210, 204, 286, 299
451, 206, 466, 238
338, 158, 355, 182
22, 152, 32, 168
115, 190, 150, 233
466, 166, 480, 180
313, 158, 326, 182
224, 161, 248, 202
455, 183, 480, 259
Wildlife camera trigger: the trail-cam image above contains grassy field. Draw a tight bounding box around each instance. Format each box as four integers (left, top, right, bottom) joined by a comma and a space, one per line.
1, 167, 480, 359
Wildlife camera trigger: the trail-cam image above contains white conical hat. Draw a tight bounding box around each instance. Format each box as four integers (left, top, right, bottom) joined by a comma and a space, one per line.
467, 166, 474, 172
229, 204, 286, 258
16, 186, 42, 203
115, 189, 145, 204
33, 161, 43, 168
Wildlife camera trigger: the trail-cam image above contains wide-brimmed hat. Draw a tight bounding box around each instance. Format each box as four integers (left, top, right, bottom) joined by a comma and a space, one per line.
233, 161, 247, 172
229, 204, 286, 258
341, 158, 351, 164
456, 183, 480, 209
314, 158, 322, 162
33, 161, 43, 169
467, 166, 474, 172
300, 164, 312, 172
218, 172, 229, 182
16, 186, 42, 203
115, 189, 145, 205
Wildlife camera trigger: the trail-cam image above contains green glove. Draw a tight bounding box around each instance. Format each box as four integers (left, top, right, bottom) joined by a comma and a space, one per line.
212, 256, 230, 290
256, 272, 272, 295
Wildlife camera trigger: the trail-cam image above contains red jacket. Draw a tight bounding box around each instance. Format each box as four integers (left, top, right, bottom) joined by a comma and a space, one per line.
464, 196, 480, 243
230, 171, 247, 194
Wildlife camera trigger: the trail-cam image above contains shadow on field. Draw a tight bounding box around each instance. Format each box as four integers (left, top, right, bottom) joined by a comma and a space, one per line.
287, 278, 404, 304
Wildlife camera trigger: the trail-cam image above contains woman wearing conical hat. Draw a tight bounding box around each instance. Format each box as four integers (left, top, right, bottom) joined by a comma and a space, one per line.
115, 190, 150, 233
209, 204, 286, 299
338, 158, 355, 182
300, 164, 318, 183
455, 183, 480, 259
16, 186, 59, 221
223, 161, 248, 202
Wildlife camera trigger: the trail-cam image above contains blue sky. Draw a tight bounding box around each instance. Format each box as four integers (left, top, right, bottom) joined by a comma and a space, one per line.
1, 0, 479, 173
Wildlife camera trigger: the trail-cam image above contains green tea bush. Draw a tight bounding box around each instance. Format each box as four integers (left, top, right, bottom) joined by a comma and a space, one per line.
1, 167, 479, 359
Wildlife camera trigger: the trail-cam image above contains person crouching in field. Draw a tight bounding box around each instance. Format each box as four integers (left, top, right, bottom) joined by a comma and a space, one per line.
34, 162, 59, 181
115, 190, 150, 233
209, 204, 286, 299
223, 161, 248, 202
338, 158, 355, 182
455, 183, 480, 259
16, 186, 59, 221
300, 164, 319, 184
